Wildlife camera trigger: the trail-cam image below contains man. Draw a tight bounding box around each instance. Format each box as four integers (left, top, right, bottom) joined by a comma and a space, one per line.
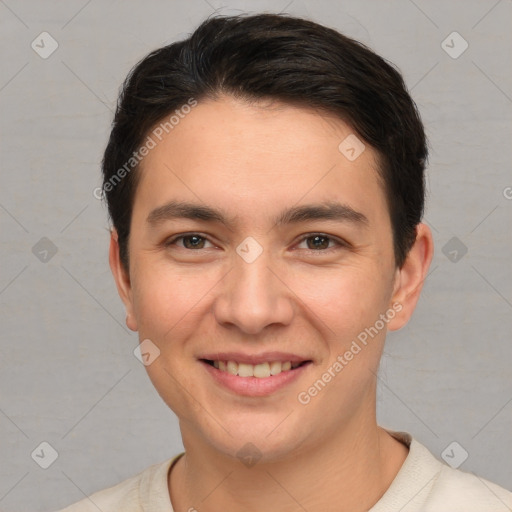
59, 13, 512, 512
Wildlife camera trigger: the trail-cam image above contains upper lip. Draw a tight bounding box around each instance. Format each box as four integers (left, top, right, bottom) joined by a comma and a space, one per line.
199, 352, 312, 365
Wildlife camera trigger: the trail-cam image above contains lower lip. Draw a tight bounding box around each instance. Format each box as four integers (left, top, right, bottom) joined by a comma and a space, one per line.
200, 360, 312, 397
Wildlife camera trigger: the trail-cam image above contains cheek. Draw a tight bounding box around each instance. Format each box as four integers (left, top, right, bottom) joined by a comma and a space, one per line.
130, 265, 211, 340
130, 266, 211, 418
295, 263, 392, 335
131, 257, 394, 344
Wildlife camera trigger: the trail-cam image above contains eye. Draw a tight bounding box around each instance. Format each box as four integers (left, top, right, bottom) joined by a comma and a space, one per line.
164, 232, 347, 253
165, 233, 215, 250
296, 233, 346, 252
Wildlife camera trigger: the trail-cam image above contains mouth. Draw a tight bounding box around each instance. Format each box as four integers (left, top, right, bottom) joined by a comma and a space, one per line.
199, 357, 313, 397
200, 359, 311, 378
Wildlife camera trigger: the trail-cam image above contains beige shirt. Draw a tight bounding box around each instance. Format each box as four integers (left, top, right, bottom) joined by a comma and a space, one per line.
56, 431, 512, 511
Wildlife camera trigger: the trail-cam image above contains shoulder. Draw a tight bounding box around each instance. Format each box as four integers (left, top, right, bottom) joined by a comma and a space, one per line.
425, 463, 512, 512
373, 431, 512, 512
54, 455, 182, 512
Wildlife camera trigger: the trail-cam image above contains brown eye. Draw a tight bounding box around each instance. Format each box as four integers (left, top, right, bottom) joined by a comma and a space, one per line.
182, 235, 206, 249
297, 234, 343, 252
166, 234, 213, 250
306, 235, 331, 250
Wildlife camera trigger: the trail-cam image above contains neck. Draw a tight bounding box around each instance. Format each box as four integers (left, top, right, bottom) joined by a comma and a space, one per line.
169, 414, 408, 512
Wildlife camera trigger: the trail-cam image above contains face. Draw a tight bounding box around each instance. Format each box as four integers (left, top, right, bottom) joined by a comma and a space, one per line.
110, 95, 431, 462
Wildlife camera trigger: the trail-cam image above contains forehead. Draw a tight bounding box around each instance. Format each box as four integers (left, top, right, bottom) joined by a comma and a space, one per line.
132, 96, 388, 228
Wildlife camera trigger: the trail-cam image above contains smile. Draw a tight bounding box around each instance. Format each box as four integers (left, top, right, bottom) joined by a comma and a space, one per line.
203, 359, 308, 378
200, 359, 313, 397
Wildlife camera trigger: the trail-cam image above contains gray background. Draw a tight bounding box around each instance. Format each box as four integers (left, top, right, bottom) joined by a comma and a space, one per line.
0, 0, 511, 510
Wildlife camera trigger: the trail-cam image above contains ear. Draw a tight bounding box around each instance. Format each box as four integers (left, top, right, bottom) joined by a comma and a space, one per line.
387, 223, 434, 331
109, 229, 138, 332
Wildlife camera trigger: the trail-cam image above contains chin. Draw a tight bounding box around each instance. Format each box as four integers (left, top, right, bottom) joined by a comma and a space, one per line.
196, 416, 309, 465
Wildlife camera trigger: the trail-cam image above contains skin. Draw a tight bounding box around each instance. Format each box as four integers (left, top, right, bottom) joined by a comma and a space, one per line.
109, 95, 433, 512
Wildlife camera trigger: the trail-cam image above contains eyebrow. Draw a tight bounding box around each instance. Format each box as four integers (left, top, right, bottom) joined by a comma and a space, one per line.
146, 200, 369, 229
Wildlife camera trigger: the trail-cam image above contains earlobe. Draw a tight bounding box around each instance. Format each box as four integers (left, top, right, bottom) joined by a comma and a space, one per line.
108, 229, 138, 332
387, 223, 434, 331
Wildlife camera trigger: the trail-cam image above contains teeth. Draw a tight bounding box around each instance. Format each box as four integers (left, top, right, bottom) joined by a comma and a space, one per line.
227, 361, 238, 375
253, 362, 270, 378
269, 361, 282, 375
238, 363, 254, 377
211, 360, 303, 378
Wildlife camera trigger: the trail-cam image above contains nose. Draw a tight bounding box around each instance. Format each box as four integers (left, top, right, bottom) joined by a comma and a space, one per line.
212, 247, 294, 335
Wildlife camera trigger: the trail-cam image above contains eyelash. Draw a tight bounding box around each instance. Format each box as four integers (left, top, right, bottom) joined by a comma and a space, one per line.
164, 232, 347, 254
